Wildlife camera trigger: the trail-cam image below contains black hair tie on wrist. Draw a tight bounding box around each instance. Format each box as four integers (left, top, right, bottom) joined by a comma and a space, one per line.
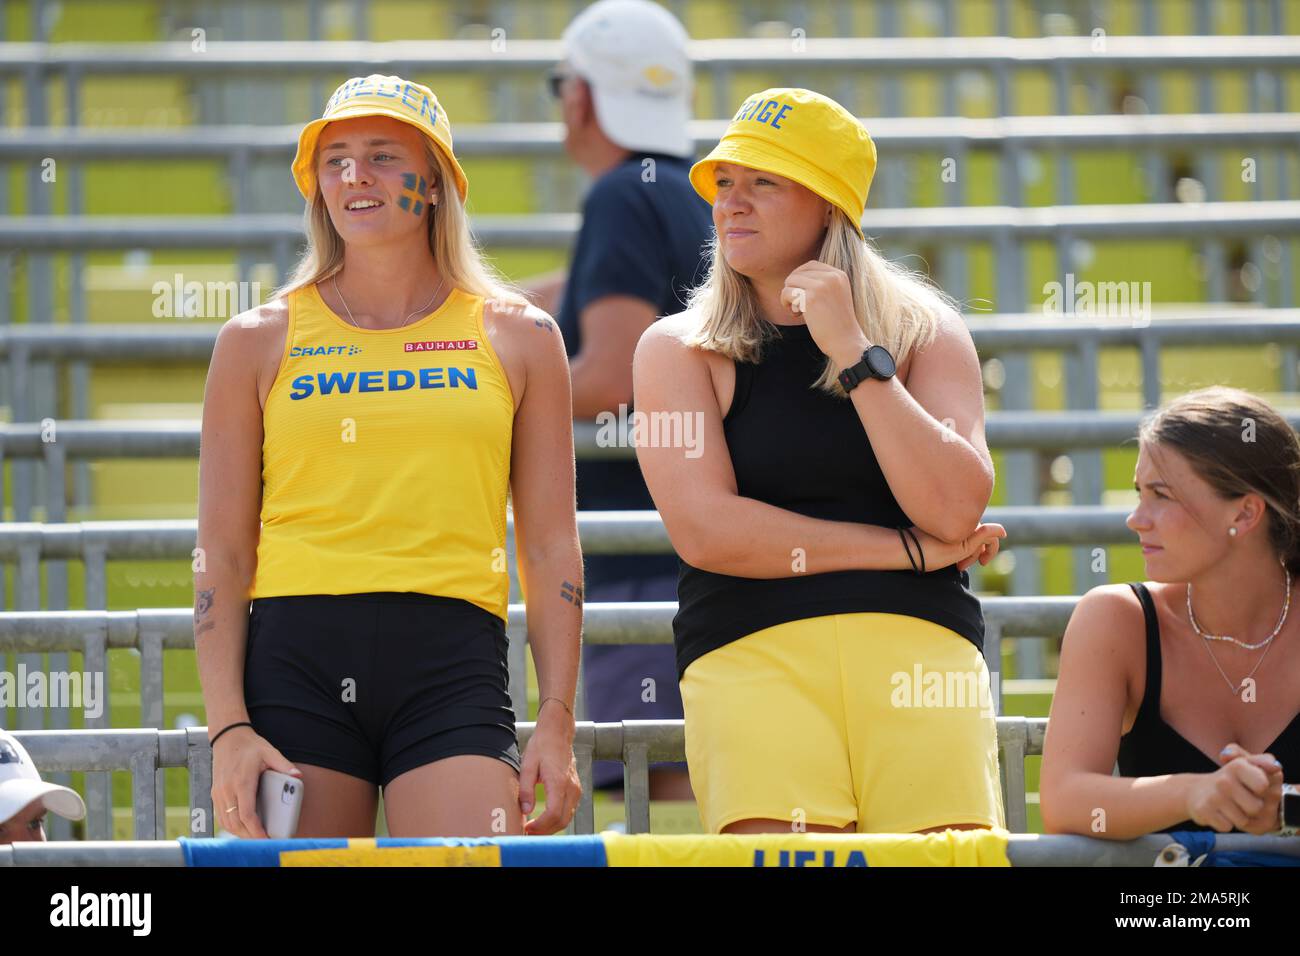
904, 527, 926, 575
209, 721, 253, 748
898, 526, 919, 574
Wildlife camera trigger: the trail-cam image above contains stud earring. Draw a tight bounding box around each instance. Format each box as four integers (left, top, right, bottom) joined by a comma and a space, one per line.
1229, 527, 1238, 537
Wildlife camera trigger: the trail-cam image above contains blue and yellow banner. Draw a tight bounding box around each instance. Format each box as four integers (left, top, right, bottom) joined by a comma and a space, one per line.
604, 830, 1010, 867
178, 829, 1011, 867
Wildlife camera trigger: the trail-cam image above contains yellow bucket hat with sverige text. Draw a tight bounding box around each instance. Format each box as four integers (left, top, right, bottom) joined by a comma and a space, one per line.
689, 88, 877, 238
292, 74, 470, 203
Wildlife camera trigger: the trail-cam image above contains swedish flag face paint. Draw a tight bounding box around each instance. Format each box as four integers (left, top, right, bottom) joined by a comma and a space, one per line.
398, 173, 428, 217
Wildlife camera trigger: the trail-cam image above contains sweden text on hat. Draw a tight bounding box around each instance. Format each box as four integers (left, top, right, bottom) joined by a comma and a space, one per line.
292, 74, 470, 203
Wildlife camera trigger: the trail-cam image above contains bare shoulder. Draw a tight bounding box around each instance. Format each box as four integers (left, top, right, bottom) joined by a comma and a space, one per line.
937, 304, 970, 338
1063, 583, 1148, 657
481, 296, 564, 412
915, 305, 975, 357
1058, 583, 1150, 732
484, 296, 562, 346
221, 297, 288, 342
890, 305, 964, 384
635, 310, 703, 362
643, 309, 695, 341
484, 295, 548, 324
216, 298, 289, 368
208, 298, 290, 412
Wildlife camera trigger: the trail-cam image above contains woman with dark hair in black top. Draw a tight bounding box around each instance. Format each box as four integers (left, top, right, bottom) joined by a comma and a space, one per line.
1041, 387, 1300, 838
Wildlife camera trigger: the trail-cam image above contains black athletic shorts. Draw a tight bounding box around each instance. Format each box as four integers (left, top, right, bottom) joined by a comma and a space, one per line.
243, 592, 522, 789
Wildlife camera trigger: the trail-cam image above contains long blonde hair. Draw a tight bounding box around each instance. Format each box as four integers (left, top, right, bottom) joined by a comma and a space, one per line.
275, 137, 527, 307
681, 209, 954, 396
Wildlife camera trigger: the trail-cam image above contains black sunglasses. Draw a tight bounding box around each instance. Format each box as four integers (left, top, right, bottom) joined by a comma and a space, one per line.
547, 68, 580, 99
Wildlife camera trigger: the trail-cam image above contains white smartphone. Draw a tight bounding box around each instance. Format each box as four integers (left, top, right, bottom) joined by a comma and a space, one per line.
255, 770, 303, 839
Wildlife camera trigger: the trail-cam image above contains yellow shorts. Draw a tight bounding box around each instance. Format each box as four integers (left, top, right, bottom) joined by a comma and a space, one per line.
680, 612, 1005, 834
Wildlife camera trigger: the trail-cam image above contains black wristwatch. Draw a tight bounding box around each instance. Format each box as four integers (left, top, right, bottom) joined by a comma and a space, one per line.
838, 345, 897, 392
1281, 783, 1299, 836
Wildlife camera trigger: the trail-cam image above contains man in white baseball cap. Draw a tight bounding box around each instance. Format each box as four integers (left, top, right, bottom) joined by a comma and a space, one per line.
526, 0, 698, 318
555, 0, 692, 157
526, 0, 709, 806
0, 728, 86, 843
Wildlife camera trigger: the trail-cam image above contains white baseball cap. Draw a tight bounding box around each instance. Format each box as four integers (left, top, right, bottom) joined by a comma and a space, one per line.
561, 0, 693, 157
0, 729, 87, 826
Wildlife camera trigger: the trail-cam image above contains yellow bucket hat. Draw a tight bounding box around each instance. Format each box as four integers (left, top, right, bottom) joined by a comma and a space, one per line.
291, 74, 469, 203
690, 88, 876, 238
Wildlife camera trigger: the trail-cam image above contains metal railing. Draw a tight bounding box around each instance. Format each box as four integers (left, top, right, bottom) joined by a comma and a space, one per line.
4, 311, 1298, 534
2, 201, 1296, 315
0, 504, 1189, 601
4, 403, 1300, 596
0, 498, 1158, 772
1, 111, 1294, 211
6, 308, 1296, 609
0, 501, 1135, 819
2, 34, 1294, 360
8, 0, 1291, 47
1, 408, 1274, 466
6, 112, 1295, 160
6, 309, 1296, 410
1, 35, 1295, 122
0, 592, 1077, 838
2, 717, 1047, 840
2, 590, 1076, 837
4, 829, 1299, 866
0, 590, 1078, 714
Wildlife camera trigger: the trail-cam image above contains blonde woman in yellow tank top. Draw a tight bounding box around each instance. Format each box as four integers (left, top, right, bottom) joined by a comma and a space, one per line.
195, 76, 583, 838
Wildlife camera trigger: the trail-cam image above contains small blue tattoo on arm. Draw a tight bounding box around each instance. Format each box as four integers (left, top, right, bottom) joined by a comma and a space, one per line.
560, 580, 584, 607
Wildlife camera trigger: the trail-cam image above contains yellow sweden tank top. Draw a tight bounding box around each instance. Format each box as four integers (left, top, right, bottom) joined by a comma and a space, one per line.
250, 281, 514, 622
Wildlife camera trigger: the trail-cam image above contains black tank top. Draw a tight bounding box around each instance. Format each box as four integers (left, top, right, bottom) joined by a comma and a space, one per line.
672, 320, 985, 680
1118, 581, 1300, 832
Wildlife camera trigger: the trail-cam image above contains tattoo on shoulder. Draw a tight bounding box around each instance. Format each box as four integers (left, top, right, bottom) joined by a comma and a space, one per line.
194, 587, 216, 636
560, 580, 584, 607
533, 316, 557, 333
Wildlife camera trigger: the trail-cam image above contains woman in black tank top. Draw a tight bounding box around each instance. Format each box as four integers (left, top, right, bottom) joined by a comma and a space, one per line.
1042, 387, 1300, 838
634, 89, 1009, 835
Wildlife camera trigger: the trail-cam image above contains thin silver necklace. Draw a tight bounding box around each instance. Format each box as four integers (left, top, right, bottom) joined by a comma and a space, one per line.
332, 273, 446, 330
1186, 558, 1289, 695
1186, 557, 1290, 650
1199, 627, 1278, 696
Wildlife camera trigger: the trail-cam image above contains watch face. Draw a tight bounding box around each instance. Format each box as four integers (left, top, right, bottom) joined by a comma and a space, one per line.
866, 346, 896, 378
1284, 787, 1300, 827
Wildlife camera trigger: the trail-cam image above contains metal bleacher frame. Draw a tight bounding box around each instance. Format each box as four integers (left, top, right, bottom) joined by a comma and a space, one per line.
7, 829, 1300, 866
3, 718, 1043, 839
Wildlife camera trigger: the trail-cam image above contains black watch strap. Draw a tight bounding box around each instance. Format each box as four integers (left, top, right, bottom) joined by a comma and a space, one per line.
838, 345, 896, 392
